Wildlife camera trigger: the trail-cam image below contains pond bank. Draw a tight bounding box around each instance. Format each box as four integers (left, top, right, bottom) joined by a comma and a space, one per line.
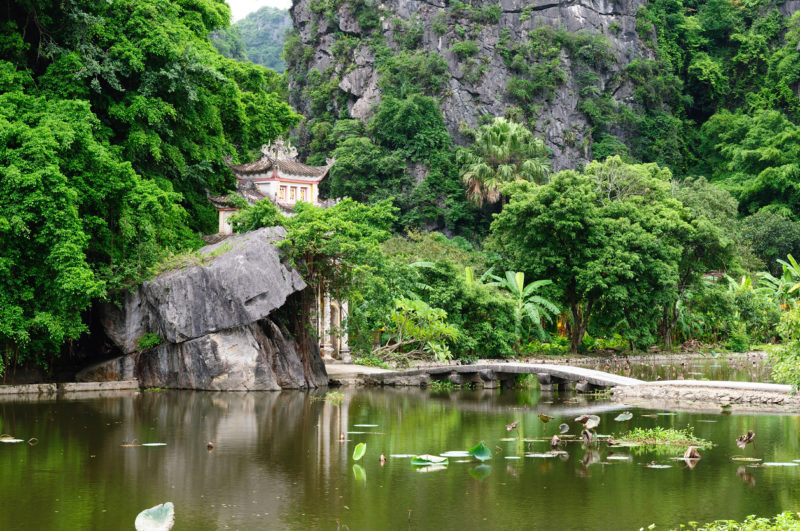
611, 380, 800, 413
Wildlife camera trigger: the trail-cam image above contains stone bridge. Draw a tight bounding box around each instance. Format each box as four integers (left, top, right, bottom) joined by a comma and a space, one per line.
359, 363, 643, 393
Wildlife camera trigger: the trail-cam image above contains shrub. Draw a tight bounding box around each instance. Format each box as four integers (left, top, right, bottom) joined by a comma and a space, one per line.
137, 333, 163, 350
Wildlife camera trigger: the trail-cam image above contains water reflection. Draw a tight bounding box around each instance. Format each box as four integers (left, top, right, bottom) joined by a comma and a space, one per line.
576, 353, 772, 382
0, 387, 799, 530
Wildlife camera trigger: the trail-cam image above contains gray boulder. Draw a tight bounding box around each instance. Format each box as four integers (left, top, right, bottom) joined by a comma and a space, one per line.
102, 227, 306, 353
98, 227, 327, 390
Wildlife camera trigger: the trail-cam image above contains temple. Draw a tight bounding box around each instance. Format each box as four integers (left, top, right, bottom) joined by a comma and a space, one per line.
207, 138, 349, 361
207, 137, 335, 234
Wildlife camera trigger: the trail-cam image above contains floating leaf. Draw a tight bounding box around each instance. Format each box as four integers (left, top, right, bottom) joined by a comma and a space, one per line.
440, 451, 471, 457
614, 412, 633, 422
353, 424, 378, 428
762, 462, 799, 467
142, 443, 167, 447
468, 441, 492, 461
559, 423, 569, 434
134, 502, 175, 531
353, 442, 366, 461
411, 454, 448, 466
468, 464, 492, 480
730, 456, 761, 462
352, 464, 366, 482
607, 455, 632, 461
645, 464, 672, 469
389, 454, 416, 458
504, 456, 522, 460
0, 437, 24, 444
575, 415, 600, 430
525, 453, 557, 458
657, 412, 677, 416
538, 414, 553, 424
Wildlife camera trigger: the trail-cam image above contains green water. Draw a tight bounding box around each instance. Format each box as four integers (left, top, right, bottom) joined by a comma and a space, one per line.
1, 388, 799, 530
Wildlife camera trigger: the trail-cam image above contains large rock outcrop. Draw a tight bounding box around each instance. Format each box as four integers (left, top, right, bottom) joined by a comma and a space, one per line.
95, 227, 327, 390
288, 0, 651, 170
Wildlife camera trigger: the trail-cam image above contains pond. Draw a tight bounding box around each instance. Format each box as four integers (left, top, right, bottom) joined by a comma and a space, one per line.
1, 387, 799, 530
576, 353, 773, 383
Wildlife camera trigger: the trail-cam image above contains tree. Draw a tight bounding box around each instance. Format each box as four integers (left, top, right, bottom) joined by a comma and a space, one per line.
491, 157, 691, 353
457, 117, 551, 206
488, 272, 559, 345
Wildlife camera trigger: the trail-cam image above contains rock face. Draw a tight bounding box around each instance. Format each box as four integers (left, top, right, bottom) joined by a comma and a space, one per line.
288, 0, 650, 170
98, 227, 327, 390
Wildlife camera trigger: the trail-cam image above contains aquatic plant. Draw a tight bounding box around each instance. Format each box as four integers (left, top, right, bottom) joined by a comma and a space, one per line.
615, 427, 712, 449
677, 511, 800, 530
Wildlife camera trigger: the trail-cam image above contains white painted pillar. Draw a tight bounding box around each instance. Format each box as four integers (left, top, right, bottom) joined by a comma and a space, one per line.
321, 291, 334, 359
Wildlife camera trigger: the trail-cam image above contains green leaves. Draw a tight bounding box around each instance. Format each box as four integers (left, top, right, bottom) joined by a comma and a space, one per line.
353, 442, 366, 461
468, 441, 492, 461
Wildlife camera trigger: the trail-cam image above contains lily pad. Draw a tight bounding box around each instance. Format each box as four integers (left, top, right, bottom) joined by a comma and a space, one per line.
614, 412, 633, 422
134, 502, 175, 531
499, 438, 518, 442
607, 455, 632, 461
504, 456, 522, 460
353, 424, 378, 427
389, 454, 416, 458
0, 437, 24, 444
525, 453, 557, 458
730, 457, 762, 462
352, 442, 366, 461
141, 443, 167, 447
656, 412, 677, 416
468, 441, 492, 461
411, 454, 448, 466
440, 451, 471, 457
575, 414, 600, 430
696, 420, 717, 423
645, 464, 672, 469
762, 462, 799, 467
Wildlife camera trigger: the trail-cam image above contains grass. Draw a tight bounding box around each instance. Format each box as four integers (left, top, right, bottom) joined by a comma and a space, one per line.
148, 242, 233, 278
354, 356, 390, 369
668, 512, 800, 530
616, 427, 712, 449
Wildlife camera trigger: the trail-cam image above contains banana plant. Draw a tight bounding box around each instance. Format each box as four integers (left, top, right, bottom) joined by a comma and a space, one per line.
488, 271, 559, 342
777, 254, 800, 294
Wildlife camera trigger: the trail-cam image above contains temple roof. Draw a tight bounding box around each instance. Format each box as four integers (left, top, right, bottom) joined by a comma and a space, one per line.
207, 181, 267, 210
225, 137, 334, 179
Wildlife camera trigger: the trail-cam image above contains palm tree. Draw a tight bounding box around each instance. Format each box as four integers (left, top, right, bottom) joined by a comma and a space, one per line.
488, 271, 559, 344
457, 117, 551, 206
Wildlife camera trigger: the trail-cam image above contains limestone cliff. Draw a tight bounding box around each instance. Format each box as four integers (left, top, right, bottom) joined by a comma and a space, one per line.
88, 227, 327, 390
287, 0, 652, 169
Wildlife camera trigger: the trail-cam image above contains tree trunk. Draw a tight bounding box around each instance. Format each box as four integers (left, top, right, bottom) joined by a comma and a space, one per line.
661, 301, 679, 351
569, 301, 589, 354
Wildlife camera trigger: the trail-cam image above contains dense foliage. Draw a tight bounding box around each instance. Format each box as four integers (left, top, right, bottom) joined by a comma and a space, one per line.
0, 0, 299, 373
212, 7, 292, 72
